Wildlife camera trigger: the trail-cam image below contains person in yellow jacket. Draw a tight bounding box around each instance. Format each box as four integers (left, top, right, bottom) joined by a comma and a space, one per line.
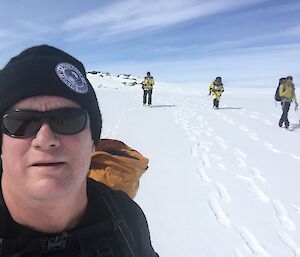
208, 76, 224, 109
142, 71, 155, 106
279, 76, 298, 129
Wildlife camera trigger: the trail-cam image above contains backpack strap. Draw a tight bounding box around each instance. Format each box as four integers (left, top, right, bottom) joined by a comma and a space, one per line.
84, 180, 138, 257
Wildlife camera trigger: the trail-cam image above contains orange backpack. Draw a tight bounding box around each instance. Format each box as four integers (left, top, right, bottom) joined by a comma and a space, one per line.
88, 139, 149, 199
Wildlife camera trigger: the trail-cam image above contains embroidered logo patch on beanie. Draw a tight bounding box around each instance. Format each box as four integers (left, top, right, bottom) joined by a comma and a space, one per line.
55, 63, 88, 93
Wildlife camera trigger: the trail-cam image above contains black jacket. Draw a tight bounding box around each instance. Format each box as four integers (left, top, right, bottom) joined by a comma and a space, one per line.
0, 178, 159, 257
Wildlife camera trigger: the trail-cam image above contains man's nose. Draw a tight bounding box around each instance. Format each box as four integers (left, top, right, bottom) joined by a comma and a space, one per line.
31, 122, 61, 150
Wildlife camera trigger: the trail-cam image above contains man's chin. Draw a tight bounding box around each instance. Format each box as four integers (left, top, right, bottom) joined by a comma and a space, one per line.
28, 177, 75, 201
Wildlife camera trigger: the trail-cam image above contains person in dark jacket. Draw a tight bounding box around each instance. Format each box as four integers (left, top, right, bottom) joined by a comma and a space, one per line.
0, 45, 158, 257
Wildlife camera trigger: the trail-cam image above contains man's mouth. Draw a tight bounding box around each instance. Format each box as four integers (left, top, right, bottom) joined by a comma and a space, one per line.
32, 162, 65, 167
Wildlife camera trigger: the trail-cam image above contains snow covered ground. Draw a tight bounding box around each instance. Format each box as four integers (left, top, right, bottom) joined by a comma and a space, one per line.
89, 73, 300, 257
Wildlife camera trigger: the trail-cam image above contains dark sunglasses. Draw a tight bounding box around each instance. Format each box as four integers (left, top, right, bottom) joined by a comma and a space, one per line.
2, 108, 89, 138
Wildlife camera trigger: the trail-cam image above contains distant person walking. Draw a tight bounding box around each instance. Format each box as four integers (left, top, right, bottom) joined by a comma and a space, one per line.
142, 71, 155, 106
278, 76, 298, 130
209, 76, 224, 109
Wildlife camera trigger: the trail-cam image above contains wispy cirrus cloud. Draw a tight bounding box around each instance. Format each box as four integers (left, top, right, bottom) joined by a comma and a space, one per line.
144, 22, 300, 59
0, 21, 56, 51
286, 24, 300, 36
63, 0, 266, 41
0, 28, 20, 40
0, 28, 24, 51
206, 23, 300, 52
16, 21, 57, 36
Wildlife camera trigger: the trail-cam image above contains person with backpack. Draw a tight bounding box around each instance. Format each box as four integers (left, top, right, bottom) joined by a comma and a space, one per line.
0, 45, 158, 257
142, 72, 155, 106
278, 76, 298, 130
208, 76, 224, 109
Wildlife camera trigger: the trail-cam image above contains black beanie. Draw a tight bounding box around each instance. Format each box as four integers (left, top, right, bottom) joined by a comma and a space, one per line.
0, 44, 102, 146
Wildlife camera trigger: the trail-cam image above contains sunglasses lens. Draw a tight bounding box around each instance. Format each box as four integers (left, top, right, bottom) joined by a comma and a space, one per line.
49, 108, 88, 135
3, 112, 42, 138
2, 108, 89, 138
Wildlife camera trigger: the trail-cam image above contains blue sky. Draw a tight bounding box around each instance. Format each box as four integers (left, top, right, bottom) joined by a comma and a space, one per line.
0, 0, 300, 86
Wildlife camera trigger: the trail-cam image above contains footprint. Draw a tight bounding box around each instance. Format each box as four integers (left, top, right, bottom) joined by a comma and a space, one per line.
278, 231, 300, 257
237, 176, 269, 202
249, 135, 259, 141
236, 157, 247, 168
238, 226, 271, 257
214, 182, 231, 202
208, 196, 231, 227
249, 114, 259, 120
191, 146, 199, 157
205, 131, 213, 137
200, 153, 211, 168
196, 167, 212, 183
234, 149, 248, 167
217, 163, 227, 171
207, 127, 214, 133
272, 200, 296, 231
292, 204, 300, 214
249, 167, 267, 184
264, 120, 273, 126
290, 154, 300, 161
239, 125, 250, 133
264, 142, 280, 154
227, 119, 236, 125
249, 132, 259, 141
217, 141, 229, 149
235, 149, 247, 159
216, 136, 226, 143
202, 145, 211, 153
183, 123, 190, 132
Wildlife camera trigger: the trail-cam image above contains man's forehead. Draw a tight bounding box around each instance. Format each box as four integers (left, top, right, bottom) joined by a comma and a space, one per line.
12, 95, 80, 110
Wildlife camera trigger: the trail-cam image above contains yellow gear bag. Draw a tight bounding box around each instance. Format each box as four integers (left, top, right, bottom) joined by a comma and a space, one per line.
88, 139, 149, 199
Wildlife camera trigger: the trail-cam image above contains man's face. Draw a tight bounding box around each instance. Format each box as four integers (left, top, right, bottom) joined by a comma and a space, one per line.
1, 96, 95, 201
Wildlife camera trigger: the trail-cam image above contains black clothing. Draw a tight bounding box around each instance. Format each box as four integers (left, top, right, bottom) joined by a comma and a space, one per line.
0, 178, 158, 257
279, 101, 291, 128
213, 99, 219, 108
143, 90, 152, 106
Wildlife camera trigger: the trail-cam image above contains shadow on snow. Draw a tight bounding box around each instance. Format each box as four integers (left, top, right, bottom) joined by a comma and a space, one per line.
149, 104, 176, 108
292, 122, 300, 130
217, 107, 243, 110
